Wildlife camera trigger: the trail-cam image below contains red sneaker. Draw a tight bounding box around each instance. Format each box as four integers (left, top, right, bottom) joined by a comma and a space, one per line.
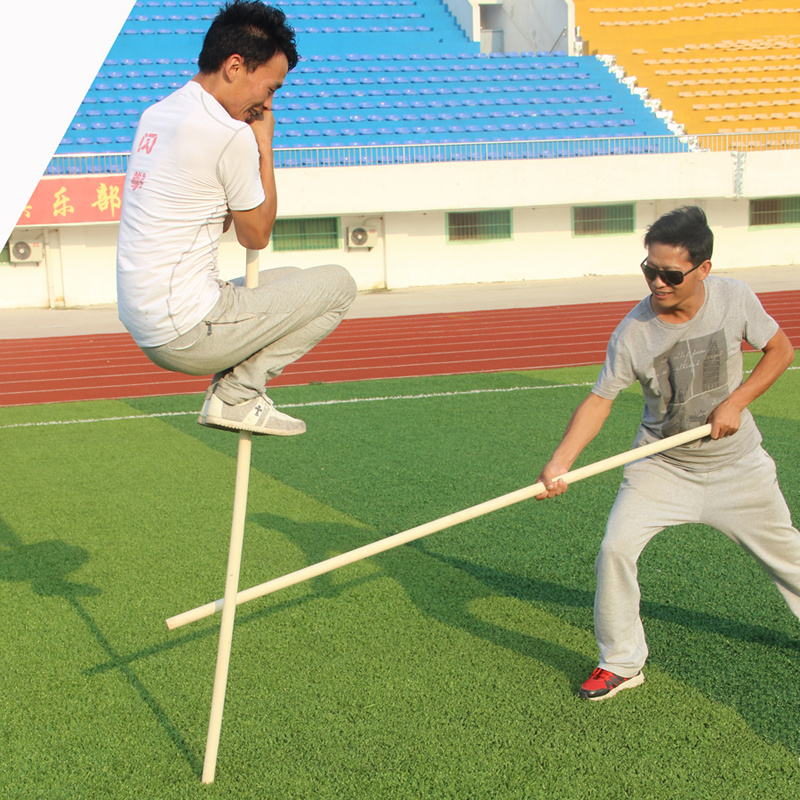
579, 668, 644, 701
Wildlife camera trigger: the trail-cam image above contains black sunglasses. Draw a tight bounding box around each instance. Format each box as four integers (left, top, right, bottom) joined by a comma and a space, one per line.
640, 259, 704, 287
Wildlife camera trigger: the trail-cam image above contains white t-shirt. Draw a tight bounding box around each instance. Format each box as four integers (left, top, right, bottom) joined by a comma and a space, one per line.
592, 276, 779, 470
116, 80, 265, 347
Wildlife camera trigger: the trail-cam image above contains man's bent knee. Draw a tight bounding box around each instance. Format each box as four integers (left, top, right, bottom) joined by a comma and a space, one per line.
321, 264, 357, 308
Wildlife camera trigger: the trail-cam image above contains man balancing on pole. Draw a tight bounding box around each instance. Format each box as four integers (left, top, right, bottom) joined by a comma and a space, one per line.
116, 1, 356, 435
536, 205, 799, 700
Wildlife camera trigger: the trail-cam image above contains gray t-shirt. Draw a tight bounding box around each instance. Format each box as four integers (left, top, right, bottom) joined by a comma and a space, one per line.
592, 276, 779, 470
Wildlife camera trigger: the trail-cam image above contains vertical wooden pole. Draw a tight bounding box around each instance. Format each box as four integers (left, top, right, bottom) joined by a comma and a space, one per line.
201, 248, 260, 784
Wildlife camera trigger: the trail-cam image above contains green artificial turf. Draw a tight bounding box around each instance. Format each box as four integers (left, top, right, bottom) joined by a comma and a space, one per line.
1, 353, 799, 799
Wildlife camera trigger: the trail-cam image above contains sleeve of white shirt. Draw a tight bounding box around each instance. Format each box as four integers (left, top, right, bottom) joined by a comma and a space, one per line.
217, 126, 267, 212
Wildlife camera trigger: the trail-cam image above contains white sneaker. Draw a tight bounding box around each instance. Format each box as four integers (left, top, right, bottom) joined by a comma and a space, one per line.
198, 393, 306, 436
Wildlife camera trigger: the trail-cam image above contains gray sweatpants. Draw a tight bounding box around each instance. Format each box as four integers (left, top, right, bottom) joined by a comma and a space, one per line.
142, 264, 357, 405
595, 446, 800, 677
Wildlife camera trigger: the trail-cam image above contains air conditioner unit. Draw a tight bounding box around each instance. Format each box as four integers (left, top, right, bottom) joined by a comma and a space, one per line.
9, 239, 44, 264
346, 226, 377, 250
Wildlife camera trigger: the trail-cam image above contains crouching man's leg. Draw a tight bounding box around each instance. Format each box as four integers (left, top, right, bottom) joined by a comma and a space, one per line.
143, 264, 357, 435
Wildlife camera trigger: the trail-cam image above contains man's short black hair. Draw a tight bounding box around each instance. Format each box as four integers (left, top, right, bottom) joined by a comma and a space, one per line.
198, 0, 299, 74
644, 205, 714, 266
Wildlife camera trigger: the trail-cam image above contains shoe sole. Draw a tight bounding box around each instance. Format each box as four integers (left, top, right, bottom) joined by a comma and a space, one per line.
581, 671, 645, 701
197, 415, 306, 436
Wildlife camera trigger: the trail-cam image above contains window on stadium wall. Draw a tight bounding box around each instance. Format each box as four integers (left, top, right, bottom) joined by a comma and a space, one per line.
749, 197, 800, 227
572, 204, 635, 237
447, 210, 512, 243
272, 217, 340, 252
0, 240, 9, 264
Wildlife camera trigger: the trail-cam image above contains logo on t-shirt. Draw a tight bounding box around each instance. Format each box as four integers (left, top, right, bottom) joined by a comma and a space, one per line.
131, 171, 146, 191
137, 133, 158, 155
654, 330, 728, 436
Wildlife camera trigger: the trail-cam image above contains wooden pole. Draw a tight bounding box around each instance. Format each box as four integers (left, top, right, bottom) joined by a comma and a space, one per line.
170, 424, 712, 633
201, 248, 260, 785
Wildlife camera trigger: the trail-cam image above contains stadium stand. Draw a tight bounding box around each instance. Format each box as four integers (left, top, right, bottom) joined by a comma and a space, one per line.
574, 0, 800, 135
51, 0, 675, 169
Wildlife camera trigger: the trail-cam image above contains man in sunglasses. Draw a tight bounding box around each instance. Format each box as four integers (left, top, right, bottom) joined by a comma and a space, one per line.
535, 205, 798, 700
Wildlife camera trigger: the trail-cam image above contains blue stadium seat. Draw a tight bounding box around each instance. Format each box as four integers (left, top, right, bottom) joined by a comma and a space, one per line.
52, 3, 676, 161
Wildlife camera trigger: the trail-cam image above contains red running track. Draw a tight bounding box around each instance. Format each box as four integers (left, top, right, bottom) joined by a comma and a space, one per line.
1, 291, 798, 407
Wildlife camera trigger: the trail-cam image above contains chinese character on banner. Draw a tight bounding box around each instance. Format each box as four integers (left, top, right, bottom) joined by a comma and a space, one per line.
131, 171, 146, 191
137, 133, 158, 154
53, 187, 74, 218
91, 183, 122, 218
22, 205, 32, 219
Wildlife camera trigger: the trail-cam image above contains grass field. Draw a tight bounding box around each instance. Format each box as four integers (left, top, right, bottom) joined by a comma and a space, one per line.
1, 353, 799, 799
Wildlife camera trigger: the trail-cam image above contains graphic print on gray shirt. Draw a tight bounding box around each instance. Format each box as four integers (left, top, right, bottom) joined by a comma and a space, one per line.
592, 276, 779, 470
654, 330, 729, 437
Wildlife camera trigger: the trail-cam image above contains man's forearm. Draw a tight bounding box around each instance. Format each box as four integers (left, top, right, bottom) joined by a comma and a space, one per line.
728, 329, 794, 412
707, 329, 794, 438
535, 392, 614, 499
257, 142, 278, 236
230, 121, 279, 250
550, 392, 614, 471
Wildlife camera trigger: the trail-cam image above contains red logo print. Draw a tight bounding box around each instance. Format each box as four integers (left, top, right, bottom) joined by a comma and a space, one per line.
137, 133, 158, 154
131, 171, 146, 191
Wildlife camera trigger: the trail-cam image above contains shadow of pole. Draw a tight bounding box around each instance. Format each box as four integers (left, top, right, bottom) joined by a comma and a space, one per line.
0, 516, 202, 778
250, 512, 593, 688
67, 594, 203, 777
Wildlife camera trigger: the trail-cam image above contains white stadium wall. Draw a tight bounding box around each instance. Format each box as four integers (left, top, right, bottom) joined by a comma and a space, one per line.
2, 147, 800, 309
440, 0, 575, 55
479, 0, 576, 56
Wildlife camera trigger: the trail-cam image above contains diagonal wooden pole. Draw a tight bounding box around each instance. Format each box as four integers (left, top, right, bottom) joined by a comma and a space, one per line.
201, 247, 260, 785
169, 424, 712, 633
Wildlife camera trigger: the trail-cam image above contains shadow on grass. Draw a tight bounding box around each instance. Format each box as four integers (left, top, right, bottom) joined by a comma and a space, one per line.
246, 512, 800, 752
420, 548, 800, 753
0, 516, 203, 778
250, 512, 594, 691
421, 548, 800, 655
78, 508, 800, 761
0, 517, 100, 599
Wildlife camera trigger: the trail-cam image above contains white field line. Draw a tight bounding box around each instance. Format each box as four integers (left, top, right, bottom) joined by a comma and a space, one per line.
1, 365, 796, 432
0, 381, 595, 431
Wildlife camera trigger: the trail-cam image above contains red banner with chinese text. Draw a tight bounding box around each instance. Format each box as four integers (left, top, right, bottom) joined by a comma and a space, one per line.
17, 175, 127, 226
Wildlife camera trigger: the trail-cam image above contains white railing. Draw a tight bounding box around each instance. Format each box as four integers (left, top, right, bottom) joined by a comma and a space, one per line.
44, 130, 800, 175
